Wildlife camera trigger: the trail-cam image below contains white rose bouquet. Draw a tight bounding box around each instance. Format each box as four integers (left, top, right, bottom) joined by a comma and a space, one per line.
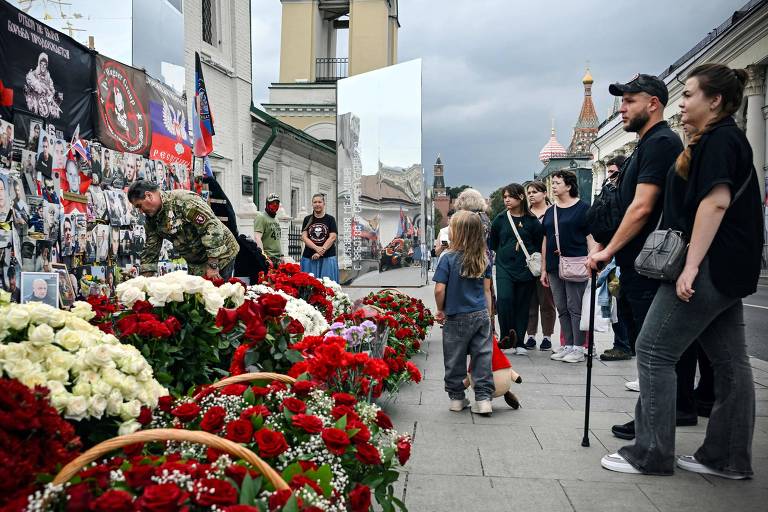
0, 301, 167, 442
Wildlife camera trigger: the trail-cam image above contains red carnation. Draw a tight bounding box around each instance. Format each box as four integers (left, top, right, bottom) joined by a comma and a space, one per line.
355, 442, 382, 465
225, 419, 254, 443
332, 392, 357, 407
406, 362, 422, 383
321, 427, 350, 455
348, 484, 371, 512
193, 478, 238, 507
200, 406, 227, 433
396, 436, 412, 465
291, 413, 324, 434
282, 396, 307, 414
136, 483, 188, 512
255, 428, 289, 458
170, 402, 200, 423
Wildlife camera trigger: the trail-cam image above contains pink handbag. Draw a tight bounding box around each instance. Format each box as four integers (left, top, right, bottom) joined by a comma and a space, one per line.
554, 205, 589, 282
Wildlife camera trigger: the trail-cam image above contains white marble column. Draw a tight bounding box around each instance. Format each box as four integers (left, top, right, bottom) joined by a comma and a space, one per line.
745, 65, 766, 194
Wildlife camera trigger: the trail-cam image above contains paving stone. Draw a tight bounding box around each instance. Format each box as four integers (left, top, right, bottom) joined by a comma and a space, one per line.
594, 384, 644, 398
491, 476, 573, 511
563, 395, 638, 413
401, 474, 503, 511
523, 382, 606, 398
543, 373, 630, 386
639, 480, 767, 511
559, 480, 658, 512
404, 440, 484, 476
415, 420, 541, 451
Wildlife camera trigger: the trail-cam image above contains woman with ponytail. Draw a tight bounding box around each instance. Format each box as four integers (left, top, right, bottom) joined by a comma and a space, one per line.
602, 63, 762, 479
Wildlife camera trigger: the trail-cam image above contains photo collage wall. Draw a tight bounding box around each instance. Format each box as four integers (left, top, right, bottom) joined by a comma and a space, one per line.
0, 113, 192, 301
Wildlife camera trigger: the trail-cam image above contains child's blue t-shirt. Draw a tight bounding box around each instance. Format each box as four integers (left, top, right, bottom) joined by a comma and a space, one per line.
432, 251, 491, 316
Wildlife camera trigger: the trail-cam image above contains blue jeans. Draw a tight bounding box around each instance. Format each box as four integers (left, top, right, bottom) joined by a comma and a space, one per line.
443, 309, 494, 401
619, 260, 755, 476
300, 256, 339, 282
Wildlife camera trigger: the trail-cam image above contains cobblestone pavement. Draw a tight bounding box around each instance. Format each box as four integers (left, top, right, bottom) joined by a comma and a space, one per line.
347, 285, 768, 512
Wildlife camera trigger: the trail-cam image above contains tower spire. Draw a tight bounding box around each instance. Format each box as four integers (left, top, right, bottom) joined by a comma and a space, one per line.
569, 65, 599, 156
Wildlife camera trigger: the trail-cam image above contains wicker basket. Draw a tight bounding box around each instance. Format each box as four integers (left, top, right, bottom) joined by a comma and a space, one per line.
52, 428, 289, 490
194, 372, 297, 400
379, 287, 408, 298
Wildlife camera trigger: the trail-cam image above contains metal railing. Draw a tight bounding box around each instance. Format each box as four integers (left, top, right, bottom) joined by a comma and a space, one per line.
288, 222, 303, 260
315, 58, 349, 82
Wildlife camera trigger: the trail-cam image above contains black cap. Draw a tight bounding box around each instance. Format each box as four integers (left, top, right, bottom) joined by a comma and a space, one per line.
609, 74, 669, 106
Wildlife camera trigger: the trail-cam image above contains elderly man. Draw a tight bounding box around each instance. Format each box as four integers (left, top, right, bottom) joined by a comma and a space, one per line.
128, 179, 239, 279
24, 277, 53, 305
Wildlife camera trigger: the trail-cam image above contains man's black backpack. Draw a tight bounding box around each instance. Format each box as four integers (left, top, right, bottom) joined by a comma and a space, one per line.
585, 180, 624, 245
586, 154, 634, 245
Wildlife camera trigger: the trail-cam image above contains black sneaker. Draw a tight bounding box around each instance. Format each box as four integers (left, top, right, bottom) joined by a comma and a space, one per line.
539, 338, 552, 351
524, 336, 537, 350
600, 349, 632, 361
612, 416, 699, 440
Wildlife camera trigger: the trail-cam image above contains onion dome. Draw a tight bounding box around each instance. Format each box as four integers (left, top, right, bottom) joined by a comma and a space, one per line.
539, 125, 567, 163
582, 68, 594, 85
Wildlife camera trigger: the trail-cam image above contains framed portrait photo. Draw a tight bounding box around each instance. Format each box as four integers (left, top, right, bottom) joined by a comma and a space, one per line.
20, 271, 59, 308
51, 263, 76, 309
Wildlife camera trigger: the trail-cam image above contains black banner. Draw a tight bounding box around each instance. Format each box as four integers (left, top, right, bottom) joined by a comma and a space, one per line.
95, 55, 150, 155
0, 0, 94, 139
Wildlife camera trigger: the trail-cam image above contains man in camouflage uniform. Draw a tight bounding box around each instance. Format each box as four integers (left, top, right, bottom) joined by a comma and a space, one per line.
128, 180, 239, 278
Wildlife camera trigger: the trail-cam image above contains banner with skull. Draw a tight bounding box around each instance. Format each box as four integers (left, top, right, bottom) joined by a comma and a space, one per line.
95, 55, 150, 155
0, 0, 95, 139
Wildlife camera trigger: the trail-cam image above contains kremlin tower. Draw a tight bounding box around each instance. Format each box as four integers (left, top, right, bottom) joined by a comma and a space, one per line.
568, 67, 600, 156
432, 154, 451, 228
539, 121, 568, 164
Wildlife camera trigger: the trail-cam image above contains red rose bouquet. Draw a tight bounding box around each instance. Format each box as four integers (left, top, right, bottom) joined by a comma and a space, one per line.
0, 379, 81, 511
260, 263, 334, 322
149, 378, 411, 512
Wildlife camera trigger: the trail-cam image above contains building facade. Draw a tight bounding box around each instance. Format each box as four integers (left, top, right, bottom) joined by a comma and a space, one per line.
184, 0, 257, 235
590, 0, 768, 263
263, 0, 400, 144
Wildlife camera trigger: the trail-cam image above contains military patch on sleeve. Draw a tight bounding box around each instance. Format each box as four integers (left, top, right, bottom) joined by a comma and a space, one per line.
194, 213, 206, 225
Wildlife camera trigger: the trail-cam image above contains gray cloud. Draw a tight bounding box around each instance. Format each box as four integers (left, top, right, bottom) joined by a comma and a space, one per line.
252, 0, 747, 194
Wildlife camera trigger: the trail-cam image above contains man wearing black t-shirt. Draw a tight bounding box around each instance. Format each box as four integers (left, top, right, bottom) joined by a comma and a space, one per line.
588, 74, 691, 438
300, 193, 338, 282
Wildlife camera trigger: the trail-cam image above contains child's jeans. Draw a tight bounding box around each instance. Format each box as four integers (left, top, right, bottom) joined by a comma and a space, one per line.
443, 309, 495, 401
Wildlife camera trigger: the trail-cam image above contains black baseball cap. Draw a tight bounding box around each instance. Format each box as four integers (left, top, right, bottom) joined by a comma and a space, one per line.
609, 74, 669, 106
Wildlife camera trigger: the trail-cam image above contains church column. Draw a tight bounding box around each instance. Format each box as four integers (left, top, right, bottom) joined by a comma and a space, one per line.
745, 65, 766, 194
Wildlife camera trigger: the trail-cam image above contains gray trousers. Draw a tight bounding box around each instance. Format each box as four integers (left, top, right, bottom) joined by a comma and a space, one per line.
619, 260, 755, 476
547, 273, 588, 346
443, 309, 495, 401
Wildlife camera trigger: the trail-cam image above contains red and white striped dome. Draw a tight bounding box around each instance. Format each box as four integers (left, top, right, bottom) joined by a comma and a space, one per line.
539, 127, 567, 163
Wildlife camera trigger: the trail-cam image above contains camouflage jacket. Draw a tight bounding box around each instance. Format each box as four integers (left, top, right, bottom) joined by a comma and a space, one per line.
141, 190, 239, 275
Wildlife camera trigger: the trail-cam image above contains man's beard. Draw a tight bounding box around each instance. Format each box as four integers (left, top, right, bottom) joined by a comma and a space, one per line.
625, 111, 650, 133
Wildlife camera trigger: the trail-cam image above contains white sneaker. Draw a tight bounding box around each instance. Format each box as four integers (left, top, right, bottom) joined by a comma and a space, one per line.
471, 399, 493, 416
514, 346, 528, 356
550, 346, 572, 361
625, 380, 640, 392
449, 398, 470, 412
601, 452, 642, 474
675, 455, 749, 480
562, 347, 586, 363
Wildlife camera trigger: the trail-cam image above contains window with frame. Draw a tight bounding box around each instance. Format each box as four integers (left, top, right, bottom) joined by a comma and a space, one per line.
202, 0, 217, 46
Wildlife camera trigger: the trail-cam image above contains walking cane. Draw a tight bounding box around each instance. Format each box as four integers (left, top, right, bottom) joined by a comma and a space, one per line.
581, 269, 598, 447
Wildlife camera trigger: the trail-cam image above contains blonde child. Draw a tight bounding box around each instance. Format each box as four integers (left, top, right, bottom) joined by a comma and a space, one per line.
433, 211, 495, 415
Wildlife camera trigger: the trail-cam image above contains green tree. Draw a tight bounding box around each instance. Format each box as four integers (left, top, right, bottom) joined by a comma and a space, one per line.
447, 185, 471, 199
488, 187, 505, 220
433, 207, 443, 239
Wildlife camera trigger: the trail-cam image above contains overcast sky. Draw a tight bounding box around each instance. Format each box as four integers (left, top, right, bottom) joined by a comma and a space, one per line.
13, 1, 749, 196
253, 0, 747, 195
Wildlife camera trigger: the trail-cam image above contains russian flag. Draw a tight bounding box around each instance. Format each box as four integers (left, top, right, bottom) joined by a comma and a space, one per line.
193, 52, 215, 157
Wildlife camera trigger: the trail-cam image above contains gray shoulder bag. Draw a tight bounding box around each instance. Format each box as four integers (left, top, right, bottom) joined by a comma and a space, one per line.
634, 169, 753, 281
